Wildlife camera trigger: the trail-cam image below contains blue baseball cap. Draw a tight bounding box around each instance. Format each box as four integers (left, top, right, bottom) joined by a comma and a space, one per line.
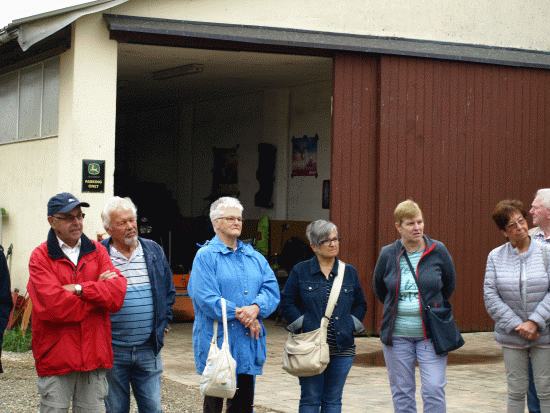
47, 192, 90, 216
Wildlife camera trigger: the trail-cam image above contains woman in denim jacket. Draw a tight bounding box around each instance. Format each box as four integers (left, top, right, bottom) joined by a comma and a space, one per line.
280, 220, 367, 413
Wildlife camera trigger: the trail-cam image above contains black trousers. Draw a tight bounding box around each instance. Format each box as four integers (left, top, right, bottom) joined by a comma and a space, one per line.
203, 374, 254, 413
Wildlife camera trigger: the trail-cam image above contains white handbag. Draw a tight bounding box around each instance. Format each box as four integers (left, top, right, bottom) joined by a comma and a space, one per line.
200, 297, 237, 399
282, 260, 345, 377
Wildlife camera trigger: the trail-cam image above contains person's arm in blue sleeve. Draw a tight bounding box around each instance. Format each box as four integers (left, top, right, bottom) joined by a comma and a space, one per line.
279, 266, 304, 331
251, 256, 280, 319
373, 248, 389, 303
349, 265, 367, 333
188, 250, 236, 321
158, 244, 176, 325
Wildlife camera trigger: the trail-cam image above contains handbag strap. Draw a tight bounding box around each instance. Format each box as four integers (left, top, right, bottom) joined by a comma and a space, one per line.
403, 251, 428, 309
324, 260, 346, 319
211, 297, 230, 347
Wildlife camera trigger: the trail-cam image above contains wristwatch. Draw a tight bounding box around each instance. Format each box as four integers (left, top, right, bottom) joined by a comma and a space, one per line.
74, 284, 82, 296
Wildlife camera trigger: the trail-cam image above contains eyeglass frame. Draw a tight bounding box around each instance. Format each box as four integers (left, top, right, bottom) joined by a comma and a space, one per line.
217, 216, 244, 224
505, 216, 526, 230
319, 237, 341, 246
52, 213, 85, 222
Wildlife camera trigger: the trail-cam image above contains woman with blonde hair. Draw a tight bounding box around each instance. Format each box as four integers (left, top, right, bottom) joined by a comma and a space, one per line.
373, 199, 457, 412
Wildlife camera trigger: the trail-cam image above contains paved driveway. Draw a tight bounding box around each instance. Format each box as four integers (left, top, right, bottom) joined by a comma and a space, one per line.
162, 320, 516, 412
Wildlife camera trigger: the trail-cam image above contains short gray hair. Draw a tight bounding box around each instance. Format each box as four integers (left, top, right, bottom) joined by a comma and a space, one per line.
306, 220, 338, 247
535, 189, 550, 210
209, 197, 243, 225
102, 196, 137, 229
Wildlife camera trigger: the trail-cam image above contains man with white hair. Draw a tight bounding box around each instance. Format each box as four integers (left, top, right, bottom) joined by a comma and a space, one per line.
101, 196, 175, 413
526, 188, 550, 413
529, 189, 550, 241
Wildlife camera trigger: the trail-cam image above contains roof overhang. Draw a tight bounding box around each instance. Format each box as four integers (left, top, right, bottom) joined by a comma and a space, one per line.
104, 14, 550, 70
1, 0, 129, 52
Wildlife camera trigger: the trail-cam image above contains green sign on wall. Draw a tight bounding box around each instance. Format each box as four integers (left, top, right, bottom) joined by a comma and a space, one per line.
82, 160, 105, 193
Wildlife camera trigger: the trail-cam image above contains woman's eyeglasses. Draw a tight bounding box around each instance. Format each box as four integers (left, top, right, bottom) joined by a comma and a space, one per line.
320, 237, 341, 246
218, 216, 244, 223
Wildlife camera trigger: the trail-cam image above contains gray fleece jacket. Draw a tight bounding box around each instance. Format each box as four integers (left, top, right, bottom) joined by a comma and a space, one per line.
484, 238, 550, 347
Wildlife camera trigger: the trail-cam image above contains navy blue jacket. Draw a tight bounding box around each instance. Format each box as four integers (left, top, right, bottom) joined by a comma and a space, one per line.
101, 237, 175, 355
373, 235, 456, 345
0, 245, 13, 373
280, 257, 367, 352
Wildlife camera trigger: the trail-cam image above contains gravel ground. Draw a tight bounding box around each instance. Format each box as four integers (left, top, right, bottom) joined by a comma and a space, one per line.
0, 351, 283, 413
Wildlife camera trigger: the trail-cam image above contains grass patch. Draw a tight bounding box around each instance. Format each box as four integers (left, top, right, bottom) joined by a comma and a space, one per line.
2, 326, 32, 353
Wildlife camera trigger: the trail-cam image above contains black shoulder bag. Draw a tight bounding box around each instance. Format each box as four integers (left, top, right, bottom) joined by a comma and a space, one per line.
403, 252, 464, 355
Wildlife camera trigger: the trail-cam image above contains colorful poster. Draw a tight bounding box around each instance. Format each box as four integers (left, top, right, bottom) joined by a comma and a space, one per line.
292, 135, 318, 177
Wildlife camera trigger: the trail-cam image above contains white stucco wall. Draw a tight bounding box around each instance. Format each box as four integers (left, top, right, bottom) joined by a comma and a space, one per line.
0, 13, 118, 290
286, 81, 332, 222
112, 0, 550, 52
0, 139, 58, 290
56, 13, 118, 241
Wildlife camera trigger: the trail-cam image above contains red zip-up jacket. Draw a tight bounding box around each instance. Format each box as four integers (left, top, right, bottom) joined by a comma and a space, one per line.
28, 229, 127, 377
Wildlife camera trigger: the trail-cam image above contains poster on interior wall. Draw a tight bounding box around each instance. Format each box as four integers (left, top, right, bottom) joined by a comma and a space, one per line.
207, 145, 239, 200
291, 134, 318, 178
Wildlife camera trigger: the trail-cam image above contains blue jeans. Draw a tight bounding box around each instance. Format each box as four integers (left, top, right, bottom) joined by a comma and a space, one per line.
529, 357, 542, 413
105, 342, 163, 413
298, 355, 354, 413
382, 337, 447, 413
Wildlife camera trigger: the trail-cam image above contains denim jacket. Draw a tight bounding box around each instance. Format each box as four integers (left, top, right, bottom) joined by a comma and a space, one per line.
102, 237, 176, 355
280, 257, 367, 351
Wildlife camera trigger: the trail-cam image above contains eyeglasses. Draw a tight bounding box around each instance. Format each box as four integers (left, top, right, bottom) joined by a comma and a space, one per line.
505, 216, 526, 230
218, 216, 244, 223
320, 237, 341, 246
53, 213, 85, 222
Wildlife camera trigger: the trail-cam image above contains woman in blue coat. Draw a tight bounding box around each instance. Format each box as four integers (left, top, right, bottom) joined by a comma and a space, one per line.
280, 220, 367, 413
188, 197, 280, 413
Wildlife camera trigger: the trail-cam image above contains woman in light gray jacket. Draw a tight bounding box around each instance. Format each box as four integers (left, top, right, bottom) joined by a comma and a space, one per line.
484, 199, 550, 413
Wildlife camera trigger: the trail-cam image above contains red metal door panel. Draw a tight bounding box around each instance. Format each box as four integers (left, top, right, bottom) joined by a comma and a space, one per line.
331, 52, 380, 332
333, 51, 550, 333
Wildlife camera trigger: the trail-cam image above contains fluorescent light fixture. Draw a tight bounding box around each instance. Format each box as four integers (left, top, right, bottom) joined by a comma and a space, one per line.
153, 64, 204, 80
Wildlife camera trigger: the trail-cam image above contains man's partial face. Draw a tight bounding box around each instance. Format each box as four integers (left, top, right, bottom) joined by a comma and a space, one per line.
48, 206, 84, 248
530, 197, 550, 227
106, 209, 138, 248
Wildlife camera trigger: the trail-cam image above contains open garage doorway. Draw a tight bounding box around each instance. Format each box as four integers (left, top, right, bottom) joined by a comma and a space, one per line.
114, 43, 333, 276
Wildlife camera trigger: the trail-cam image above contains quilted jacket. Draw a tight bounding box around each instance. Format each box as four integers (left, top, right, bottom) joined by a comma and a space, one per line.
484, 238, 550, 347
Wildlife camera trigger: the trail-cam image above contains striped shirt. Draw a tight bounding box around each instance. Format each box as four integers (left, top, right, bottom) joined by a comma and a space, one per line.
532, 228, 550, 243
109, 243, 154, 346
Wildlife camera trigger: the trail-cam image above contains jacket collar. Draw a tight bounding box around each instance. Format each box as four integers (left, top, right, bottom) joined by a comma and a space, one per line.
101, 236, 144, 254
47, 228, 96, 261
395, 235, 435, 257
507, 237, 537, 258
308, 255, 339, 276
206, 235, 254, 256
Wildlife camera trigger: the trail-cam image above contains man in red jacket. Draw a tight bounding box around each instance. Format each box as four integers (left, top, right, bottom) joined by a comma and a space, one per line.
28, 192, 127, 413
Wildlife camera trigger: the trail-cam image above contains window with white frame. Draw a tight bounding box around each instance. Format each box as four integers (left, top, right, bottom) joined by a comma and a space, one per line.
0, 56, 60, 144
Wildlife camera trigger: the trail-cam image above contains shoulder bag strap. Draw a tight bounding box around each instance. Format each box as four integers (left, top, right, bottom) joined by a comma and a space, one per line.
221, 297, 230, 348
403, 252, 427, 309
324, 260, 346, 319
211, 297, 229, 347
